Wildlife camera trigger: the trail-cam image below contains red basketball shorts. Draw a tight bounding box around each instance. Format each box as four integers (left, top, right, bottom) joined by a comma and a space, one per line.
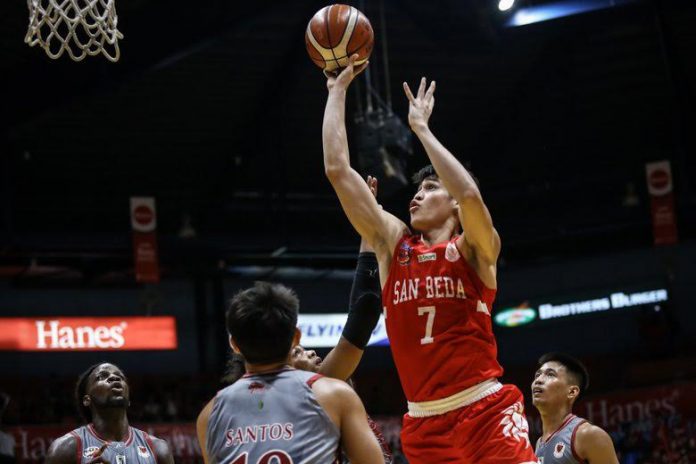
401, 384, 539, 464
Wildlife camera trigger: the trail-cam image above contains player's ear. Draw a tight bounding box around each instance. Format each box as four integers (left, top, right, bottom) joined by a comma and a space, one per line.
229, 335, 241, 354
567, 385, 580, 402
83, 395, 91, 408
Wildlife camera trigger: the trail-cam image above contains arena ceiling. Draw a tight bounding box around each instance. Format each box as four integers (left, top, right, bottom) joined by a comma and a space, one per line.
1, 0, 695, 276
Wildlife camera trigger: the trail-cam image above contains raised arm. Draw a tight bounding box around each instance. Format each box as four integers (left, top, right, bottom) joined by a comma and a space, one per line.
323, 56, 408, 254
320, 177, 382, 381
319, 250, 380, 381
404, 78, 500, 264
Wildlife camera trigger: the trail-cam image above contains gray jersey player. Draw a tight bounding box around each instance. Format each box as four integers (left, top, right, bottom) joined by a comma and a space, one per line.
45, 363, 174, 464
532, 353, 618, 464
197, 281, 384, 464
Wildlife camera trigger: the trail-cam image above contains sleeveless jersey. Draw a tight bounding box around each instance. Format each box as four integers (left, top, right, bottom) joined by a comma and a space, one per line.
382, 234, 503, 402
535, 415, 588, 464
69, 424, 158, 464
206, 368, 340, 464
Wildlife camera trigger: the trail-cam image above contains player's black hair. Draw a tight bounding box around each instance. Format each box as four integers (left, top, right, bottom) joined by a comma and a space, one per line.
226, 281, 299, 364
538, 352, 590, 399
412, 164, 480, 188
221, 352, 247, 386
74, 362, 116, 422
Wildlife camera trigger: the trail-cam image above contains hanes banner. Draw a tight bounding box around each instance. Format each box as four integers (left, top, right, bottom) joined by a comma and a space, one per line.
0, 317, 177, 351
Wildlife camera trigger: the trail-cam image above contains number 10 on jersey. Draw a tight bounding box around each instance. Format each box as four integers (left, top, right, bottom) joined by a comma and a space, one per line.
231, 450, 292, 464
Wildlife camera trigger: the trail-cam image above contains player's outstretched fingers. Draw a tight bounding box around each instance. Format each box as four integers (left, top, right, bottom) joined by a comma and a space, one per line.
369, 176, 378, 198
87, 444, 110, 464
425, 80, 436, 99
403, 82, 415, 103
353, 60, 369, 77
417, 77, 427, 99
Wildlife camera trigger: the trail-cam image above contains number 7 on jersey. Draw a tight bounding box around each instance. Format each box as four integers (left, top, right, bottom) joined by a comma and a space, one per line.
418, 306, 436, 344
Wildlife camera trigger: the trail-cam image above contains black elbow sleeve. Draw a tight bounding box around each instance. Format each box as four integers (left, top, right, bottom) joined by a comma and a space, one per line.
342, 252, 382, 349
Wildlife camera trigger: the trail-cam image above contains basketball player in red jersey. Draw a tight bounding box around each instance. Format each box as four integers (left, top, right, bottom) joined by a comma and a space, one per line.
322, 55, 538, 464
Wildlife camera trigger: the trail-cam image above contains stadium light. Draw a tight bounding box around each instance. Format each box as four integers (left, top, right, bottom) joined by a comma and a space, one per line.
498, 0, 516, 11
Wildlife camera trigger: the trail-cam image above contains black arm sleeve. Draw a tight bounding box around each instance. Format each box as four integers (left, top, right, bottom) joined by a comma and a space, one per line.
341, 252, 382, 349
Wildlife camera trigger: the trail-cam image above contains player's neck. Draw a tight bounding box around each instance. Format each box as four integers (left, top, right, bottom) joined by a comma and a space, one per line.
91, 410, 129, 442
540, 408, 573, 441
420, 223, 457, 246
245, 360, 290, 375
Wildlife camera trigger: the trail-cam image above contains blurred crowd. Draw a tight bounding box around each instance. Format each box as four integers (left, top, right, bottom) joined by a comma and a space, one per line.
1, 376, 695, 464
1, 374, 216, 426
612, 415, 696, 464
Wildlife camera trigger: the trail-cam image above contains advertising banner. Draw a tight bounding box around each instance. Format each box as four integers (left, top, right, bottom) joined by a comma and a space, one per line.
645, 161, 678, 246
0, 317, 177, 351
130, 197, 160, 283
297, 314, 388, 348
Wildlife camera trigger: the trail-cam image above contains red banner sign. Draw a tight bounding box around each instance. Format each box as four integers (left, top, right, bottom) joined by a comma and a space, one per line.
0, 317, 177, 351
130, 197, 160, 283
576, 382, 695, 429
645, 161, 678, 246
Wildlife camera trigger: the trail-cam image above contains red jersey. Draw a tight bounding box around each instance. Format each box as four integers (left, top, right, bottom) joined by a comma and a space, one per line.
382, 234, 503, 403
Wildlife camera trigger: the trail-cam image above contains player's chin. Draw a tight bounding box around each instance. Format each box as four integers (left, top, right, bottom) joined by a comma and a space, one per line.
107, 396, 130, 408
410, 216, 427, 231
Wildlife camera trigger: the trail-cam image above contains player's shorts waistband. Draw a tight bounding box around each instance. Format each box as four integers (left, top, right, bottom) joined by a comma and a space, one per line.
407, 378, 502, 418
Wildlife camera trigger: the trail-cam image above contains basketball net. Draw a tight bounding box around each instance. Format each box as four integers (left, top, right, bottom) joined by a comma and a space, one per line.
25, 0, 123, 62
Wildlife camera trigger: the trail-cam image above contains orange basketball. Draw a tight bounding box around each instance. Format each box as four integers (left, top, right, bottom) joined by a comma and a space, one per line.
305, 4, 374, 73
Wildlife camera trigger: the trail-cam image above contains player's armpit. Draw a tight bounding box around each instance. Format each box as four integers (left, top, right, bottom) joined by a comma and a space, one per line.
196, 399, 215, 464
45, 434, 78, 464
573, 423, 619, 464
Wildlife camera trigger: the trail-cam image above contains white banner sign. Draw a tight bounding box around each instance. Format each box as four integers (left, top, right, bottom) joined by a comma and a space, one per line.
538, 289, 668, 321
297, 314, 388, 348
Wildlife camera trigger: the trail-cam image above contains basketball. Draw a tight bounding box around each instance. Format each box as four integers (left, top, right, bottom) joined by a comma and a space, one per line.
305, 4, 374, 73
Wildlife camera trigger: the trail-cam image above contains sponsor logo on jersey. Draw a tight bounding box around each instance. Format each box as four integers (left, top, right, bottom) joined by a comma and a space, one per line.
115, 455, 126, 464
137, 446, 150, 458
553, 443, 566, 458
248, 382, 266, 393
417, 252, 436, 263
84, 447, 101, 458
398, 243, 412, 265
445, 242, 460, 262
